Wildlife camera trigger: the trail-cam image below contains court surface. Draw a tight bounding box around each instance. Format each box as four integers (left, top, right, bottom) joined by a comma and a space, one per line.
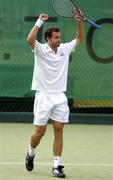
0, 123, 113, 180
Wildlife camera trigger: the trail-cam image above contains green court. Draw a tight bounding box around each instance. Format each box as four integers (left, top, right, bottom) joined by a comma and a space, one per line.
0, 123, 113, 180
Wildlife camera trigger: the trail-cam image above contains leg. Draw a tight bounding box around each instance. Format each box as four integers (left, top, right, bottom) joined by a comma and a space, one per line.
25, 92, 52, 171
25, 125, 47, 171
30, 125, 47, 149
52, 120, 66, 178
52, 121, 64, 157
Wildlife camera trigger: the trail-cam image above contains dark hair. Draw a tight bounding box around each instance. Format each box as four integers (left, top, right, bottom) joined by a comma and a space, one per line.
44, 27, 60, 42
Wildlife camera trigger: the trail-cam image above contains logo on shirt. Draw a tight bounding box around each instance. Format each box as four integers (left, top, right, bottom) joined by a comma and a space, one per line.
60, 52, 64, 57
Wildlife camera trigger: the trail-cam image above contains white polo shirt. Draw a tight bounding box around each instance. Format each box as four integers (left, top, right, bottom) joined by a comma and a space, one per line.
31, 39, 76, 93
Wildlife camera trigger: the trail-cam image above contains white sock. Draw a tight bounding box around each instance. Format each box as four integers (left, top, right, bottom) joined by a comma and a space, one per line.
28, 144, 35, 157
53, 156, 61, 168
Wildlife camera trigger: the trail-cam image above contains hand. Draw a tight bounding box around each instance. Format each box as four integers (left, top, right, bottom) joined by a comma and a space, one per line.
35, 13, 48, 28
39, 13, 49, 21
73, 9, 83, 21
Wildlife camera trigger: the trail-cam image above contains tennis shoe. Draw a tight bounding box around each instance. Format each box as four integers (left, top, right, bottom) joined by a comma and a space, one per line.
25, 152, 35, 171
52, 165, 66, 178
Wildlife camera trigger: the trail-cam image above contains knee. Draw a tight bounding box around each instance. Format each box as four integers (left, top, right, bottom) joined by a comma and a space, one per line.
35, 127, 46, 139
53, 123, 64, 134
55, 127, 63, 134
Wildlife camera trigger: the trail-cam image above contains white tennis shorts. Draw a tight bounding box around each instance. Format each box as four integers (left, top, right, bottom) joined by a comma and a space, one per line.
33, 92, 69, 125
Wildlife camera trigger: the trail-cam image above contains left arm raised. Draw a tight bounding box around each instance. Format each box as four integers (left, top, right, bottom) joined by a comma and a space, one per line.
76, 20, 84, 45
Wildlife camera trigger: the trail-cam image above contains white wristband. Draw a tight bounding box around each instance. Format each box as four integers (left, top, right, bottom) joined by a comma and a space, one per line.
35, 18, 44, 28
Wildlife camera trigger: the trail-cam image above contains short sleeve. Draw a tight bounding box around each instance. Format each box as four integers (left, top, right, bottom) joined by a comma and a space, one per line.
32, 40, 42, 55
64, 39, 77, 54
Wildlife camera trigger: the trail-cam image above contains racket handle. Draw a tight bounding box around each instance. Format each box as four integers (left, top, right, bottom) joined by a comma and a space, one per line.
85, 18, 101, 29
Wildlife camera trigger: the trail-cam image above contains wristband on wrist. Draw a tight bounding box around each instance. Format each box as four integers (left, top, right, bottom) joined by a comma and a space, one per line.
35, 18, 44, 28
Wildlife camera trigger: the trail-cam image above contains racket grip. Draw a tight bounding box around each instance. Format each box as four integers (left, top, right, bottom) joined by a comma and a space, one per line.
85, 18, 101, 29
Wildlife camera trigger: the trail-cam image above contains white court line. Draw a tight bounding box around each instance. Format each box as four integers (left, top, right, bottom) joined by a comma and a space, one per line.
0, 162, 113, 167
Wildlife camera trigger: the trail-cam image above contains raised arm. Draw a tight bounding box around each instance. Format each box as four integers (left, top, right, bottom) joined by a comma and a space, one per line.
27, 13, 49, 50
76, 20, 84, 45
74, 10, 84, 45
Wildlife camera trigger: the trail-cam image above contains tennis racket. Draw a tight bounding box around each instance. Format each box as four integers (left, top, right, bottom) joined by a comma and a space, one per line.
52, 0, 101, 29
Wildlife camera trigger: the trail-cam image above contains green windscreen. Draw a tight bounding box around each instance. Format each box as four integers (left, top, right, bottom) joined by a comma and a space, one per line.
0, 0, 113, 107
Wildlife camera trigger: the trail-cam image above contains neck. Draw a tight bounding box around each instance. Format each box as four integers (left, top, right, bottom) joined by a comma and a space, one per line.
47, 43, 57, 53
52, 47, 57, 53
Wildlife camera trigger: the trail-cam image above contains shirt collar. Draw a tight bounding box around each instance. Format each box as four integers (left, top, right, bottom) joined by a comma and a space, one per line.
45, 43, 59, 54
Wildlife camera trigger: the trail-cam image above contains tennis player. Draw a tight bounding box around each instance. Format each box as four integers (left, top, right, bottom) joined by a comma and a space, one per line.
25, 12, 84, 178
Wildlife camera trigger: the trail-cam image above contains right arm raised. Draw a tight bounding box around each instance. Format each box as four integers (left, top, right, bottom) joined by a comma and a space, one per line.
27, 13, 49, 50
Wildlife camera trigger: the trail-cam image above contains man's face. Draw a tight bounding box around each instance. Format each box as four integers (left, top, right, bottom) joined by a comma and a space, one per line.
48, 31, 61, 48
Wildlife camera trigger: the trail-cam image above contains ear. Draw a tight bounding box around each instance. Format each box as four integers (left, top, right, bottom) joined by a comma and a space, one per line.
46, 37, 49, 41
47, 37, 51, 42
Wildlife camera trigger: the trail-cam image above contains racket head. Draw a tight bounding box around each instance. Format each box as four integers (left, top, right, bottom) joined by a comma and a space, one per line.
52, 0, 78, 18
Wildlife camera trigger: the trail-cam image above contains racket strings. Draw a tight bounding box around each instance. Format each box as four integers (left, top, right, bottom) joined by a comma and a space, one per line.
53, 0, 85, 20
52, 0, 75, 18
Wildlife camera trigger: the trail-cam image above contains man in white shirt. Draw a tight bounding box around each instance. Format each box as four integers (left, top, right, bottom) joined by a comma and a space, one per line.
25, 12, 84, 178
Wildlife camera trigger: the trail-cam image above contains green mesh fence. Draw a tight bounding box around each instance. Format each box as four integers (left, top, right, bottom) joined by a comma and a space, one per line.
0, 0, 113, 108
